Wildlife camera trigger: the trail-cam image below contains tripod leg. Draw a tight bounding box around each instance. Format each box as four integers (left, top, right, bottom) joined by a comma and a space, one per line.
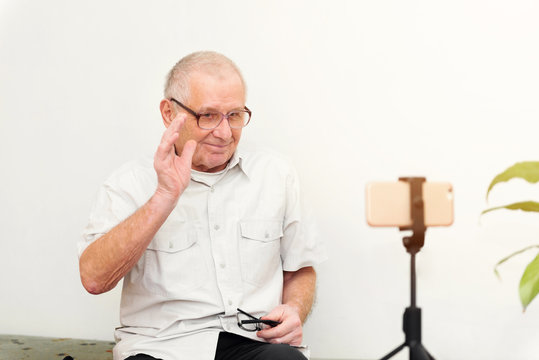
410, 342, 435, 360
424, 347, 435, 360
379, 342, 406, 360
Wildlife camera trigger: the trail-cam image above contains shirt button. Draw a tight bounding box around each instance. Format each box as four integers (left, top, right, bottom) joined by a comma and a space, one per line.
210, 187, 215, 193
214, 224, 220, 231
228, 299, 233, 306
220, 263, 226, 269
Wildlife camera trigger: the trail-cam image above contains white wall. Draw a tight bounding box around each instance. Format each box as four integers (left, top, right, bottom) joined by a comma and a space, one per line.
1, 1, 539, 359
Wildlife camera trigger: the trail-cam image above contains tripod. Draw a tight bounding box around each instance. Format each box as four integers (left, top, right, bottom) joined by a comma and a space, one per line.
380, 177, 435, 360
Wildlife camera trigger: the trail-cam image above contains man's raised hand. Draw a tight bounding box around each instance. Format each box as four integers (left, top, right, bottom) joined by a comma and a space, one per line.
153, 114, 196, 206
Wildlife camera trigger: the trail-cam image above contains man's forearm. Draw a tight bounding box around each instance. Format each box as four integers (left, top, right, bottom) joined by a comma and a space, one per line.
79, 193, 176, 294
282, 266, 317, 323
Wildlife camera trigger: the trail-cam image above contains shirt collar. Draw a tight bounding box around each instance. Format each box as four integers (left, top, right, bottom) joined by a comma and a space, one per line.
188, 146, 251, 184
230, 146, 251, 179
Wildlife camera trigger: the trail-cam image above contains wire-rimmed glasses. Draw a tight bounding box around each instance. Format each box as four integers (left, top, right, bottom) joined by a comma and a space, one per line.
236, 308, 281, 332
170, 98, 251, 130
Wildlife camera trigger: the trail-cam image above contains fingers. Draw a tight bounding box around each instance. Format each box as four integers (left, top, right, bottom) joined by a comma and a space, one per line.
178, 139, 196, 168
156, 114, 186, 162
257, 323, 302, 346
256, 306, 303, 346
272, 329, 302, 346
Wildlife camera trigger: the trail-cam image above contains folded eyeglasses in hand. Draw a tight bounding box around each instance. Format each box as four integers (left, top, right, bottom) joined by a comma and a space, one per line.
236, 308, 281, 331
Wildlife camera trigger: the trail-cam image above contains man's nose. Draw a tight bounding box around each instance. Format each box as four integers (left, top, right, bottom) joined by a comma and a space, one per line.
212, 116, 232, 139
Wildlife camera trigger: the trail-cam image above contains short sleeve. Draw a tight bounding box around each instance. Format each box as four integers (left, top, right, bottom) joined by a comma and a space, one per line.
279, 165, 327, 271
78, 181, 139, 258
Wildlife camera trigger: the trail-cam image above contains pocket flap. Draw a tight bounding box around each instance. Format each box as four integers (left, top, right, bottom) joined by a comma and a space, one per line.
240, 220, 283, 242
147, 221, 197, 253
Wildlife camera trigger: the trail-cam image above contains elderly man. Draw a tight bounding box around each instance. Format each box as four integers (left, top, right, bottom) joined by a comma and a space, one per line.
78, 51, 326, 360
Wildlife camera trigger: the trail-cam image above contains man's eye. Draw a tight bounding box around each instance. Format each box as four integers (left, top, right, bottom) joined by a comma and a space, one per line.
200, 113, 213, 118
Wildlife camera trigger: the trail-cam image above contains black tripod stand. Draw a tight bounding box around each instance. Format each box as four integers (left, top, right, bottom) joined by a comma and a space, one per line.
380, 177, 435, 360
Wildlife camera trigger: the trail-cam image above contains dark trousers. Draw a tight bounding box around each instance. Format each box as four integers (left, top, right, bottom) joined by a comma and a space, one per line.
125, 332, 307, 360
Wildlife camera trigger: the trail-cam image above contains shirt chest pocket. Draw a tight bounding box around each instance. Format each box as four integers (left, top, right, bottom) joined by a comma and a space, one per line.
143, 221, 207, 297
239, 220, 283, 287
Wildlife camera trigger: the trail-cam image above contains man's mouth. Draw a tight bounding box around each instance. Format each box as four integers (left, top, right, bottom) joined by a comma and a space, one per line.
202, 142, 232, 150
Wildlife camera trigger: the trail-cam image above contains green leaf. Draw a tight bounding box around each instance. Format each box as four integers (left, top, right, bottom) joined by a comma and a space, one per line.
494, 245, 539, 279
486, 161, 539, 200
482, 201, 539, 215
520, 252, 539, 311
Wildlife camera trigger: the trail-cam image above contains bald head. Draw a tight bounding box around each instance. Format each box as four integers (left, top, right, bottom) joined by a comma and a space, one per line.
164, 51, 246, 103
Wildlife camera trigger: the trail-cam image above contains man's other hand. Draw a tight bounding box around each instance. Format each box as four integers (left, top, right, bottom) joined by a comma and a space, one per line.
256, 304, 303, 346
153, 114, 196, 204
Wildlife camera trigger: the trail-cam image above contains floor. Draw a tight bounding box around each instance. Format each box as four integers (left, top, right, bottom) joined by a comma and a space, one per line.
0, 335, 344, 360
0, 335, 115, 360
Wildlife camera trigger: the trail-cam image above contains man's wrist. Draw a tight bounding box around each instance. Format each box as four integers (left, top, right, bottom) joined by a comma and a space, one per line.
150, 188, 179, 213
283, 302, 303, 320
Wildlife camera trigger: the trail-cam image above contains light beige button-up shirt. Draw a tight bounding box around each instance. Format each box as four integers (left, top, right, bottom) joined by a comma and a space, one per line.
79, 147, 326, 360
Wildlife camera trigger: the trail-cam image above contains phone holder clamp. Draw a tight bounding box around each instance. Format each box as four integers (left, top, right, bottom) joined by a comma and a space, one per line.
380, 176, 435, 360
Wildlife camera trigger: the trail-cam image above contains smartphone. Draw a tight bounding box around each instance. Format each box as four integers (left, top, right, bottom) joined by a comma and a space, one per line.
365, 181, 454, 227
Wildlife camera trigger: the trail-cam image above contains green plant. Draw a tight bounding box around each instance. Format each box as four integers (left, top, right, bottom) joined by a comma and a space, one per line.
482, 161, 539, 311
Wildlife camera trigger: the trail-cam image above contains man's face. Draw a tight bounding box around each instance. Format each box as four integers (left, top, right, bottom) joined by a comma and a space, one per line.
173, 69, 245, 173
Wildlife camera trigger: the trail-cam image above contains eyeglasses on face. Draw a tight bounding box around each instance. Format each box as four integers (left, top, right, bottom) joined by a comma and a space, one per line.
170, 98, 251, 130
236, 308, 281, 332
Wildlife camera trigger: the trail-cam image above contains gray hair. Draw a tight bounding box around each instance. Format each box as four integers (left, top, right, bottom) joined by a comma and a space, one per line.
164, 51, 246, 103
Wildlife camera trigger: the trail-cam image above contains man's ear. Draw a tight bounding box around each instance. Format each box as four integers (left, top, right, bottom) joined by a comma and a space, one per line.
160, 99, 174, 128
